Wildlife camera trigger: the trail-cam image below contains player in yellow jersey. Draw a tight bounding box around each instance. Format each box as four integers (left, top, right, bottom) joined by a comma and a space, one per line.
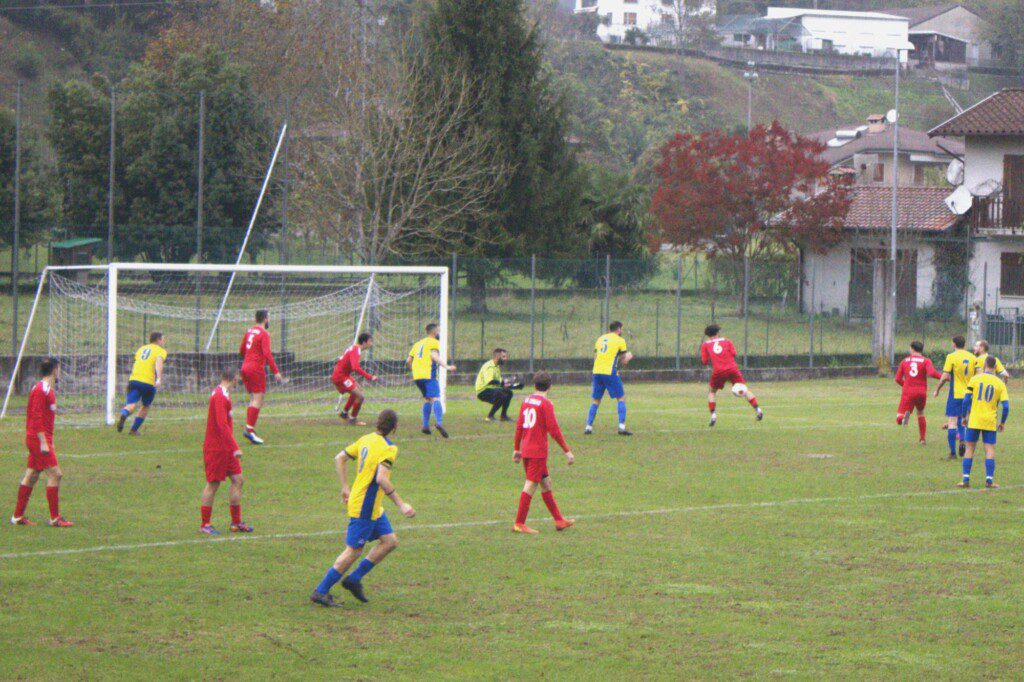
972, 340, 1010, 382
958, 356, 1009, 489
584, 321, 634, 436
310, 409, 416, 607
933, 335, 975, 459
406, 323, 456, 438
117, 332, 168, 435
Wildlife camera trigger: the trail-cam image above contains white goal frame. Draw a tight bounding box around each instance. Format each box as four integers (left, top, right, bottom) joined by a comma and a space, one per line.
2, 262, 450, 425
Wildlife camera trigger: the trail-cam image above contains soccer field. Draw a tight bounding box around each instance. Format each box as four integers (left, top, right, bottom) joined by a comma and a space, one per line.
2, 379, 1021, 679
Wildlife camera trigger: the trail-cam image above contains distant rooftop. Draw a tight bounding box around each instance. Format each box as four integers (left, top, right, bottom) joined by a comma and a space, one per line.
806, 119, 962, 166
929, 89, 1024, 137
844, 186, 958, 232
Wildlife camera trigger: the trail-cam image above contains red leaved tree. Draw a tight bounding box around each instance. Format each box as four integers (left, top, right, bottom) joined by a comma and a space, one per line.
650, 121, 852, 311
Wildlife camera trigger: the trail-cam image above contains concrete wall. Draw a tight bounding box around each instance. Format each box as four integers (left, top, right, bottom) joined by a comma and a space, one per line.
963, 136, 1024, 193
913, 6, 992, 64
968, 238, 1024, 313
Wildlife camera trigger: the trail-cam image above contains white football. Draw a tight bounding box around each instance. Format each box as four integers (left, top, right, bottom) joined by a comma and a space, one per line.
731, 383, 747, 398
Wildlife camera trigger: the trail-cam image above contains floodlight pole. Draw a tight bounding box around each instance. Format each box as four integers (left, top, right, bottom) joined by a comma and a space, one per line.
888, 51, 901, 369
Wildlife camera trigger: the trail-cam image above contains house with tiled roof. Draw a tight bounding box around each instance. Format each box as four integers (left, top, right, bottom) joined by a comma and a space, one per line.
882, 4, 992, 67
930, 88, 1024, 314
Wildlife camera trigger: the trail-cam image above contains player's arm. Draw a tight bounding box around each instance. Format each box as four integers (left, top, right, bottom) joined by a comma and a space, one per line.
334, 445, 357, 503
406, 353, 413, 369
513, 409, 524, 462
351, 353, 375, 381
154, 355, 165, 387
934, 372, 950, 397
700, 343, 710, 365
263, 333, 282, 380
430, 349, 455, 372
894, 363, 904, 386
376, 462, 415, 517
926, 359, 942, 380
960, 391, 973, 420
239, 334, 247, 359
37, 427, 49, 452
620, 351, 634, 367
546, 403, 573, 465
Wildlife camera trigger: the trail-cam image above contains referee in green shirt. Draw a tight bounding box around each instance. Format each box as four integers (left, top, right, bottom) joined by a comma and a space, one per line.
475, 348, 520, 421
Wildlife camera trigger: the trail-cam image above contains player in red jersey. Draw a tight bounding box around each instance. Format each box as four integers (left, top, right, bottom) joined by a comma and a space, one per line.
701, 324, 762, 427
239, 309, 285, 445
894, 340, 942, 445
11, 358, 73, 527
512, 372, 575, 534
333, 332, 377, 426
199, 368, 252, 535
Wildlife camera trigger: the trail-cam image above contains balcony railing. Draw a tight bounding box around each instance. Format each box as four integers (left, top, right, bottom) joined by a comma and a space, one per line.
971, 192, 1024, 234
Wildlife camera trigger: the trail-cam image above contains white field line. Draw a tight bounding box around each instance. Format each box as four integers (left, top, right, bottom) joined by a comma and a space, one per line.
2, 485, 1017, 561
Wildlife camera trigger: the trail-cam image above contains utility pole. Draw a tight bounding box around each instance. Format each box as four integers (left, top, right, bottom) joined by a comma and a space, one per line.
194, 91, 205, 353
743, 62, 758, 133
12, 81, 22, 359
888, 51, 902, 369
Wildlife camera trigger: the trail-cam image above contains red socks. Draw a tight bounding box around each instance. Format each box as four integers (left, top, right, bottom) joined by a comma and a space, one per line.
344, 394, 357, 413
918, 415, 927, 440
201, 505, 212, 526
749, 397, 759, 408
45, 486, 59, 520
13, 484, 32, 518
541, 491, 563, 522
350, 398, 363, 418
246, 406, 260, 431
708, 401, 716, 414
230, 504, 242, 525
515, 492, 532, 525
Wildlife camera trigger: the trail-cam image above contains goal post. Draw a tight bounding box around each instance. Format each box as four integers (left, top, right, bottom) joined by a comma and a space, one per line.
3, 263, 450, 425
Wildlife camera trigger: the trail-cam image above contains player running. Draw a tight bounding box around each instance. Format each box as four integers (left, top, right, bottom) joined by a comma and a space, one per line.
957, 355, 1009, 489
239, 309, 285, 445
934, 335, 975, 459
407, 323, 455, 438
513, 372, 575, 534
972, 340, 1010, 382
894, 341, 942, 445
333, 333, 377, 426
701, 324, 762, 427
585, 321, 633, 436
310, 409, 415, 606
10, 358, 73, 527
117, 332, 167, 435
199, 368, 252, 535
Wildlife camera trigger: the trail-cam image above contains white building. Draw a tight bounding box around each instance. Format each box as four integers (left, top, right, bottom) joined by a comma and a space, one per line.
723, 8, 914, 61
574, 0, 716, 45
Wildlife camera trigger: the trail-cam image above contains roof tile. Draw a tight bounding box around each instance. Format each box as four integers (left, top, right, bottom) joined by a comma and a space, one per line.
843, 186, 958, 232
929, 89, 1024, 137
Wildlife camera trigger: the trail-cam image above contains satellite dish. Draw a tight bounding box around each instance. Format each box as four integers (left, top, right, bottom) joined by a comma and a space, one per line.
886, 109, 898, 123
946, 158, 964, 186
972, 179, 1002, 197
945, 185, 973, 215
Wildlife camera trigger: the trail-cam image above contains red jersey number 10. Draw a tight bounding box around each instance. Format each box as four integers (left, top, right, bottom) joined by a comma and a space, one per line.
522, 407, 537, 429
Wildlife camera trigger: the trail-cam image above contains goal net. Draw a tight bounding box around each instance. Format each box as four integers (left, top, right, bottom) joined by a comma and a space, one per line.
3, 264, 449, 424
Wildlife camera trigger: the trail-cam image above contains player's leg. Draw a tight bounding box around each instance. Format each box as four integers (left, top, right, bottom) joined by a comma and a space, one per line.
43, 465, 71, 527
539, 474, 574, 530
585, 376, 604, 434
129, 404, 150, 436
480, 389, 501, 421
200, 480, 220, 533
426, 381, 447, 437
11, 467, 40, 525
708, 386, 718, 427
958, 430, 978, 487
499, 388, 514, 420
983, 437, 997, 488
347, 386, 366, 426
915, 397, 927, 444
344, 519, 398, 601
421, 397, 432, 434
956, 415, 966, 457
312, 543, 365, 606
118, 382, 142, 432
227, 472, 252, 532
514, 477, 541, 533
243, 390, 266, 444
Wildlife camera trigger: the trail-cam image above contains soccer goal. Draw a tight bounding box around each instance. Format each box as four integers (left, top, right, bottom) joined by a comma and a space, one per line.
2, 263, 449, 425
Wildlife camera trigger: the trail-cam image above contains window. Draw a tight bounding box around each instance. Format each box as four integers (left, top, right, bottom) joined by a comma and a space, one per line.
873, 162, 885, 182
914, 164, 925, 185
624, 0, 638, 3
1002, 253, 1024, 296
624, 12, 638, 25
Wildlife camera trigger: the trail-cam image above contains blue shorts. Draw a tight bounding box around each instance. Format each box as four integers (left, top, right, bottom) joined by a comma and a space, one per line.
945, 393, 964, 419
591, 373, 624, 400
415, 378, 440, 399
346, 513, 394, 549
963, 428, 997, 445
126, 380, 157, 407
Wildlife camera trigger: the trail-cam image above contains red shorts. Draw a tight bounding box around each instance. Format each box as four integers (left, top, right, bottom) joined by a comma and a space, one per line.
26, 438, 58, 471
898, 392, 927, 415
522, 457, 549, 483
240, 367, 267, 394
710, 369, 745, 391
204, 450, 242, 483
333, 376, 357, 394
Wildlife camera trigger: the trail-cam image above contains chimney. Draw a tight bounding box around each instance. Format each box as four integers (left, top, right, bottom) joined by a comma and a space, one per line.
867, 114, 887, 134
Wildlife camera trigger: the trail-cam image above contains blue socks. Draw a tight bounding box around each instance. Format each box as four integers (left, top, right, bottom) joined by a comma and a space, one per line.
962, 457, 972, 482
586, 403, 598, 427
985, 458, 995, 482
120, 407, 130, 418
432, 400, 444, 427
131, 417, 145, 432
315, 567, 343, 595
617, 401, 627, 428
947, 428, 957, 455
347, 558, 375, 584
421, 402, 431, 428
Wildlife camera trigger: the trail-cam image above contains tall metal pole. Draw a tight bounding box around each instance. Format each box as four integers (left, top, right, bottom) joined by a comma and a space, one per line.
604, 254, 611, 329
11, 82, 22, 359
194, 91, 205, 353
280, 97, 290, 352
742, 245, 749, 369
675, 253, 682, 370
529, 254, 536, 373
108, 85, 116, 263
888, 52, 901, 368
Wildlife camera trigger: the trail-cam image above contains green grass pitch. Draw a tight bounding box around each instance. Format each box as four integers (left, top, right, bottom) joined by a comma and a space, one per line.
1, 378, 1021, 679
